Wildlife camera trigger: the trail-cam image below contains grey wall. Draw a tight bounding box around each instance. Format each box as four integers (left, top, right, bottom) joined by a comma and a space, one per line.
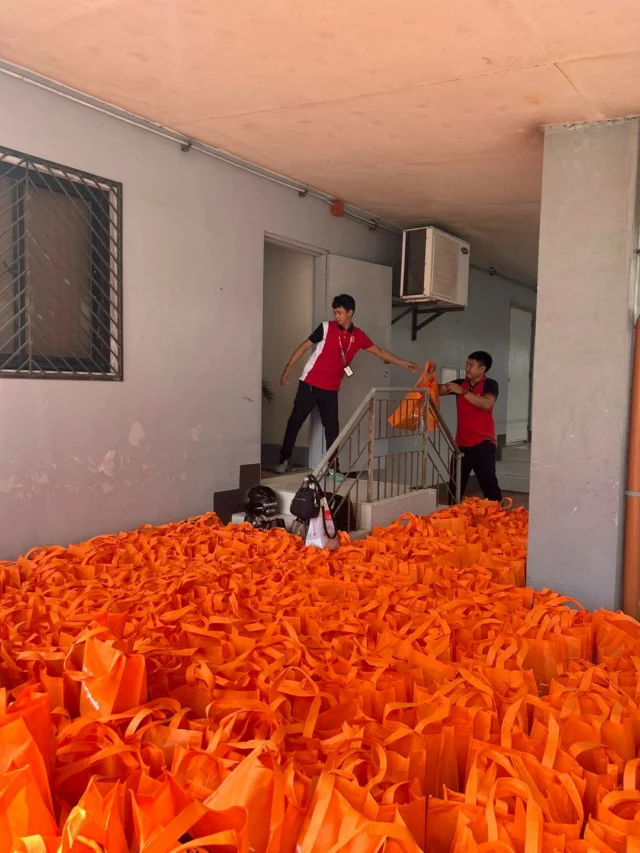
528, 119, 640, 611
0, 73, 400, 557
390, 267, 536, 438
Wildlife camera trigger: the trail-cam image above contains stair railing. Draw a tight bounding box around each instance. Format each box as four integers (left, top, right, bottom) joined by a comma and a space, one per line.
312, 387, 461, 532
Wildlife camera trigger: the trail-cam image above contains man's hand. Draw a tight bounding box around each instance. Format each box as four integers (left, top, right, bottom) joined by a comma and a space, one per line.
446, 383, 464, 396
280, 367, 291, 386
403, 361, 420, 373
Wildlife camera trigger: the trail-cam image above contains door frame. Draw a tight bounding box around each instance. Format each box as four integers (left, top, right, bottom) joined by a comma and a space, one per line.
264, 232, 328, 257
261, 233, 326, 472
308, 254, 393, 470
507, 302, 536, 444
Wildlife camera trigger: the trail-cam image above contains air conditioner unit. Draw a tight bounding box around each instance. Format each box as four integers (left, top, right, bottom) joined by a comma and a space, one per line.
399, 226, 469, 306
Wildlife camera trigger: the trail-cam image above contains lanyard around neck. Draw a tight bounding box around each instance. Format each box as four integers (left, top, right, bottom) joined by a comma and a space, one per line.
337, 327, 354, 365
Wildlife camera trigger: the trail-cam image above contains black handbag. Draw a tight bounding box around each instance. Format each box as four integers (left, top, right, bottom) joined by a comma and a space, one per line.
326, 492, 357, 533
290, 474, 322, 522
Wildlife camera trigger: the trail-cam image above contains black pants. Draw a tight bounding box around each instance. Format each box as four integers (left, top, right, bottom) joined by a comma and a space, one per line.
280, 382, 339, 464
459, 440, 503, 502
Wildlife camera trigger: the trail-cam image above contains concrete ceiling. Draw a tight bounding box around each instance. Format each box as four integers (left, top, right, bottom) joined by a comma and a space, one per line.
1, 0, 640, 282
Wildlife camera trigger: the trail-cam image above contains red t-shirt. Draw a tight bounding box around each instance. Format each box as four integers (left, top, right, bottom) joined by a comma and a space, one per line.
453, 376, 499, 447
301, 321, 374, 391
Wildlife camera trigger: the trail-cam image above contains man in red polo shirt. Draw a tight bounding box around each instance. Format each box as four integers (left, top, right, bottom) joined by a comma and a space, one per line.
276, 294, 419, 476
440, 350, 503, 502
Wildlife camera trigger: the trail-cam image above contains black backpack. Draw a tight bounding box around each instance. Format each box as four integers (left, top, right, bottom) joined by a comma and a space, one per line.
290, 474, 322, 522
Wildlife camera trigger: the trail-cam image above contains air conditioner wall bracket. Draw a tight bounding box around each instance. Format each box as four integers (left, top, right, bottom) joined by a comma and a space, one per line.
391, 305, 465, 341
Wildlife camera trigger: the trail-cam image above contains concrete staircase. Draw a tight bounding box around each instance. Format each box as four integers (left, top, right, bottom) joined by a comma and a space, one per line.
232, 472, 437, 538
497, 443, 531, 493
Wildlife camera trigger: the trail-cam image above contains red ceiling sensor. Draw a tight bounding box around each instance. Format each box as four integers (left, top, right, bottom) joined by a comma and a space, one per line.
330, 199, 345, 217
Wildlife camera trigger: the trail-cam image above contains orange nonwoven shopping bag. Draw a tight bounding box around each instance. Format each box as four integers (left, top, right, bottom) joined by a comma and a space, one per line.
388, 361, 440, 431
2, 499, 640, 851
79, 633, 148, 718
59, 777, 127, 853
0, 766, 58, 849
132, 770, 248, 853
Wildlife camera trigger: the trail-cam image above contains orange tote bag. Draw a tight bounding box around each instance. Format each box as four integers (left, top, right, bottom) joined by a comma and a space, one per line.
388, 361, 440, 432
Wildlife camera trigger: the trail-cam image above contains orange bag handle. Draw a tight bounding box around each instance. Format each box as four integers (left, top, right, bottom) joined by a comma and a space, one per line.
625, 757, 640, 791
485, 778, 543, 853
486, 638, 523, 668
467, 746, 551, 822
558, 692, 610, 724
415, 361, 437, 387
297, 773, 336, 853
284, 762, 311, 812
325, 819, 415, 853
559, 771, 585, 825
599, 788, 640, 822
55, 743, 140, 786
167, 832, 242, 852
500, 695, 560, 769
138, 800, 212, 853
464, 749, 518, 806
327, 741, 388, 791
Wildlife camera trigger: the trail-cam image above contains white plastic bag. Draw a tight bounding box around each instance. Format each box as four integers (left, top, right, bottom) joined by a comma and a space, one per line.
305, 496, 339, 550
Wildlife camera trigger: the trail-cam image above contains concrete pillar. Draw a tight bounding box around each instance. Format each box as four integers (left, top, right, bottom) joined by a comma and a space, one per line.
528, 119, 640, 611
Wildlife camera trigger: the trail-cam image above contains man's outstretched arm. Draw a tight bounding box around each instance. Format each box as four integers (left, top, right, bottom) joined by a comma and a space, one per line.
366, 344, 419, 373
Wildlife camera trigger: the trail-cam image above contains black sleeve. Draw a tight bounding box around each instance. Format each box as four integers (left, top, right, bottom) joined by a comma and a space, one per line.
308, 324, 324, 344
484, 378, 499, 398
451, 379, 464, 386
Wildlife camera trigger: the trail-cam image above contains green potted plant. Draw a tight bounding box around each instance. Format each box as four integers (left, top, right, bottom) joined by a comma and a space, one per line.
262, 378, 275, 404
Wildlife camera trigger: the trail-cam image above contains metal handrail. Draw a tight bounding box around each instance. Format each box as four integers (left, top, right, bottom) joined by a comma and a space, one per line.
312, 387, 461, 531
312, 386, 377, 477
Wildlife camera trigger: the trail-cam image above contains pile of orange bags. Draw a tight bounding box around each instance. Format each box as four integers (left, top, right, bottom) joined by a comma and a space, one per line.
0, 500, 638, 852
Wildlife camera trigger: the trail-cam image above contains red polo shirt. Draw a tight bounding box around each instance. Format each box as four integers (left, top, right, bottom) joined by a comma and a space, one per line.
453, 376, 499, 447
301, 321, 374, 391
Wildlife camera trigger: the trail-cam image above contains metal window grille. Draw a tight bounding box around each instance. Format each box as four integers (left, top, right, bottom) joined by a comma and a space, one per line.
0, 145, 122, 379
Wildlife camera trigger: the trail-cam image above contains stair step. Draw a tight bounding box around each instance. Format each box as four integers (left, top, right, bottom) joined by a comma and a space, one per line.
496, 459, 530, 478
497, 474, 530, 494
501, 443, 531, 463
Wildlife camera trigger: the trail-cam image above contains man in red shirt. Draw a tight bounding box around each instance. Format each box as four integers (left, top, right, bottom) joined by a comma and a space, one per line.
276, 294, 419, 476
440, 351, 503, 502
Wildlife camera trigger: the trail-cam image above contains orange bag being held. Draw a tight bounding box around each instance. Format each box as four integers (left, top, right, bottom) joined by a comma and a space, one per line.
388, 361, 440, 432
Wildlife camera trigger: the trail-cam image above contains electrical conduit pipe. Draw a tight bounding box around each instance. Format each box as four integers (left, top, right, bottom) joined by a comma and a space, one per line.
623, 315, 640, 619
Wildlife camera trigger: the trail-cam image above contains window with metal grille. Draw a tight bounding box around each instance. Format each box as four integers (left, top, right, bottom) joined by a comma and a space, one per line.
0, 145, 122, 379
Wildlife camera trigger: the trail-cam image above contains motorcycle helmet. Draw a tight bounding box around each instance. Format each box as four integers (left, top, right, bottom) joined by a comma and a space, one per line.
244, 515, 286, 531
244, 485, 278, 518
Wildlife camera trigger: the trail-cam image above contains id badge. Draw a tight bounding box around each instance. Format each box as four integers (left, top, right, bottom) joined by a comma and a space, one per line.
343, 366, 354, 378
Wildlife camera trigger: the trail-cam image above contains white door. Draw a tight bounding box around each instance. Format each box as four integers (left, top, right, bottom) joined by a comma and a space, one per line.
309, 254, 392, 468
506, 306, 534, 444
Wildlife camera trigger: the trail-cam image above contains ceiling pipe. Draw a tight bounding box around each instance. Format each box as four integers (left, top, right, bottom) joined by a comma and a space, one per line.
622, 315, 640, 618
0, 59, 400, 236
470, 262, 538, 293
0, 61, 539, 281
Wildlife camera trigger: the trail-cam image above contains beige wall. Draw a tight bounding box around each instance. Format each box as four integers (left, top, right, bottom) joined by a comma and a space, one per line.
0, 72, 400, 558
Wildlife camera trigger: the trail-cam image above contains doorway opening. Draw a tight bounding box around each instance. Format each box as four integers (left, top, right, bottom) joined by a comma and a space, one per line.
507, 305, 534, 445
261, 241, 314, 475
495, 304, 535, 506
